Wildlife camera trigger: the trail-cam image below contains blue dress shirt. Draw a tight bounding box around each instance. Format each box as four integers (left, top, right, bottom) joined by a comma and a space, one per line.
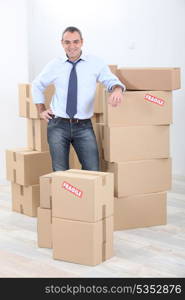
31, 53, 126, 119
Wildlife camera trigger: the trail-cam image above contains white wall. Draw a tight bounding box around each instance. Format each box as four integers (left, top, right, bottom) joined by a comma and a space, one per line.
27, 0, 185, 178
0, 0, 29, 182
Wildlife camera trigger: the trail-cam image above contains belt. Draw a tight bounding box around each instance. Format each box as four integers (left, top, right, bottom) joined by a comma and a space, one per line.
53, 115, 90, 123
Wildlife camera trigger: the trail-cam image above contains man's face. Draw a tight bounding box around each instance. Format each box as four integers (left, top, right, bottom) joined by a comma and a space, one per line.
61, 31, 83, 61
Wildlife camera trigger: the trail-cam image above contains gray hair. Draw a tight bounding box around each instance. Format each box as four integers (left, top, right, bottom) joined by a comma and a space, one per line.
62, 26, 83, 40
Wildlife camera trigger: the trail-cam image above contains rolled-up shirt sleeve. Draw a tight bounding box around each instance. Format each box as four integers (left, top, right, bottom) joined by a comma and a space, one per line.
97, 64, 126, 92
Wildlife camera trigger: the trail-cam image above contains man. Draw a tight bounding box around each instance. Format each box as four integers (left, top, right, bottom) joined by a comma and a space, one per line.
32, 26, 125, 171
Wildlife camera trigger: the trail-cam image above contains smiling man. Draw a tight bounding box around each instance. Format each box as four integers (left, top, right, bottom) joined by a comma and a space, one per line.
32, 26, 126, 171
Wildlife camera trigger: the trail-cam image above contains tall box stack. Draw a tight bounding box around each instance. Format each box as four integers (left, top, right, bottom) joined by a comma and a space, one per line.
5, 85, 54, 217
37, 169, 114, 266
99, 67, 181, 230
93, 65, 118, 163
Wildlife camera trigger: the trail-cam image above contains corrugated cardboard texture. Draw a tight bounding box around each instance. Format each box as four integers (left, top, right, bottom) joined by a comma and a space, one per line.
103, 90, 172, 126
40, 174, 53, 209
37, 207, 52, 248
108, 65, 118, 75
102, 125, 170, 162
93, 65, 117, 114
27, 119, 48, 152
18, 84, 54, 119
52, 216, 113, 266
93, 83, 105, 114
69, 145, 81, 170
103, 158, 171, 197
6, 148, 52, 185
117, 68, 181, 90
114, 192, 167, 230
52, 169, 114, 222
11, 183, 40, 217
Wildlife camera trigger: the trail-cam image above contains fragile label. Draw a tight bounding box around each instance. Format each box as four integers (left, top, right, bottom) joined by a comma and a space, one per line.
62, 181, 83, 198
144, 94, 165, 106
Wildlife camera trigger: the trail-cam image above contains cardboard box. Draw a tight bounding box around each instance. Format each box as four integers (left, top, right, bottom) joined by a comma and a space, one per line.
114, 192, 167, 230
93, 65, 117, 114
40, 173, 54, 209
102, 158, 171, 197
27, 119, 48, 152
109, 65, 118, 75
69, 145, 81, 170
117, 67, 181, 90
19, 84, 54, 119
37, 207, 52, 248
94, 83, 106, 114
52, 215, 113, 266
92, 114, 103, 133
40, 170, 82, 210
11, 182, 40, 217
40, 171, 65, 209
103, 91, 172, 125
6, 148, 52, 185
94, 124, 105, 173
102, 124, 170, 162
52, 169, 114, 222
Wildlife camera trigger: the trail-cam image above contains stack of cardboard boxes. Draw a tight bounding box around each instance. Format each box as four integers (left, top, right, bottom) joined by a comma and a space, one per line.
4, 64, 181, 266
38, 169, 114, 265
5, 65, 181, 249
5, 85, 54, 216
96, 67, 181, 230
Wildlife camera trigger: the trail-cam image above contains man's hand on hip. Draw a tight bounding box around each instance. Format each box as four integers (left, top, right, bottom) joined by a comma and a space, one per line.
40, 108, 54, 122
108, 87, 124, 107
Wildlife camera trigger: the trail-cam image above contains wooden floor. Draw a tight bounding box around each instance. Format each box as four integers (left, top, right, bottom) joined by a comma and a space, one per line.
0, 178, 185, 278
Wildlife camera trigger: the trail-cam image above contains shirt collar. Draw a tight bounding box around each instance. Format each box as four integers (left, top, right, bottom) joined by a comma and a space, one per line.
64, 51, 87, 62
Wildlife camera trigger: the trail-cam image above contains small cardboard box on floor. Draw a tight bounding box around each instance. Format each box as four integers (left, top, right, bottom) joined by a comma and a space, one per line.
52, 216, 113, 266
117, 67, 181, 90
11, 182, 40, 217
6, 148, 52, 185
38, 169, 114, 266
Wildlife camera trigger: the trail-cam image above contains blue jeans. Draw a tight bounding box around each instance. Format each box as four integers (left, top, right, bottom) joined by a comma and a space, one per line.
47, 118, 100, 171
